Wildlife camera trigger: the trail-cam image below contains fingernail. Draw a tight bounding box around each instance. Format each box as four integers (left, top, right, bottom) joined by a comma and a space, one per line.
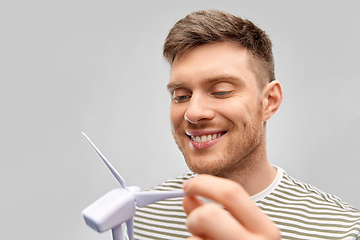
182, 179, 191, 191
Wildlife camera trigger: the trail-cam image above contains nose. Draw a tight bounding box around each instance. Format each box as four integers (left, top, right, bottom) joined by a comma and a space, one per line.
184, 94, 215, 124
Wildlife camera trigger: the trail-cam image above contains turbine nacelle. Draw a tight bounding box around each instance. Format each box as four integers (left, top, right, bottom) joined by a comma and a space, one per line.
82, 188, 135, 233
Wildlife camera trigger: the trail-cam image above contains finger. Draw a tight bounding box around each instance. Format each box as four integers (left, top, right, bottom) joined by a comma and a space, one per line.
183, 195, 204, 215
186, 203, 250, 240
182, 175, 276, 235
187, 236, 204, 240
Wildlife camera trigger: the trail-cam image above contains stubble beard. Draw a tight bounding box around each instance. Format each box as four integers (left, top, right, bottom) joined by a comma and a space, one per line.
172, 103, 264, 178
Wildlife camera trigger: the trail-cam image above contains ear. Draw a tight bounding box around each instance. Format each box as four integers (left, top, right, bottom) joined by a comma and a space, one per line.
262, 81, 283, 122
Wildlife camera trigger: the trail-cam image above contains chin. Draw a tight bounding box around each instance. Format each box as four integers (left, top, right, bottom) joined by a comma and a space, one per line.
185, 156, 226, 176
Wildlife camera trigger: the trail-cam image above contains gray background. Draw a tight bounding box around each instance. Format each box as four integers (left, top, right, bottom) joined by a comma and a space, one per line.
1, 0, 359, 239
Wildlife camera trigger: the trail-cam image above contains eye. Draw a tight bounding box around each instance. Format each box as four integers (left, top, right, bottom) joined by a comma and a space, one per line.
213, 91, 231, 96
211, 82, 234, 98
172, 88, 191, 103
174, 95, 190, 102
212, 90, 233, 98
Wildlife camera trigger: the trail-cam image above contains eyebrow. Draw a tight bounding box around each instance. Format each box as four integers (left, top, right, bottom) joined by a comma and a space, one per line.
166, 82, 186, 92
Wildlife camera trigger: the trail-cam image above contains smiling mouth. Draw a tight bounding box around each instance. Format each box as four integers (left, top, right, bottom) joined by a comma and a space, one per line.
189, 132, 226, 143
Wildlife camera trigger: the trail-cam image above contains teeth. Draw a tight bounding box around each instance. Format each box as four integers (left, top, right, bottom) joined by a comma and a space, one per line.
191, 133, 223, 143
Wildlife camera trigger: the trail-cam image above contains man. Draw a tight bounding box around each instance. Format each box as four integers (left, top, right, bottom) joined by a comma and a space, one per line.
134, 10, 360, 239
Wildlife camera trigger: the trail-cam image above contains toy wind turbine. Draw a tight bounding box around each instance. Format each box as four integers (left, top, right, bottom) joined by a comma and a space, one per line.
81, 132, 186, 240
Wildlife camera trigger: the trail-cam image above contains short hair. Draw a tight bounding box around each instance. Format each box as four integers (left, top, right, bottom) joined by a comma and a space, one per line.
163, 10, 275, 87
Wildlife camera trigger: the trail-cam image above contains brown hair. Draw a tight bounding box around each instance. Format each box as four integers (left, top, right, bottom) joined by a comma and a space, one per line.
163, 10, 275, 86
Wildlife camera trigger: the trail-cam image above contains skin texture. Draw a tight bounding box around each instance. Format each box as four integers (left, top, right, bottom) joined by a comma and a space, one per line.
167, 42, 283, 239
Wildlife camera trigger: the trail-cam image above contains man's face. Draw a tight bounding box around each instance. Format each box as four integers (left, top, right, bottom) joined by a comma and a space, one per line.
167, 42, 265, 177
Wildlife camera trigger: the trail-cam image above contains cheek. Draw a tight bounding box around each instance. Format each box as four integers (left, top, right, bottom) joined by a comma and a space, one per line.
170, 105, 184, 128
218, 100, 258, 126
218, 101, 246, 120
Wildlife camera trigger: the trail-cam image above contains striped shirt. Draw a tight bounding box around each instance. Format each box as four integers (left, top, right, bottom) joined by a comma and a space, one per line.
134, 168, 360, 239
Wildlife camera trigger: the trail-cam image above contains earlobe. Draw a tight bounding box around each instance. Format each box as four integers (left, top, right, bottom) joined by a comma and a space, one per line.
262, 81, 283, 122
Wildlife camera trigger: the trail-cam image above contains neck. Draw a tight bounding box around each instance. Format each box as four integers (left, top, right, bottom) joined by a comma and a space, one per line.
221, 123, 277, 196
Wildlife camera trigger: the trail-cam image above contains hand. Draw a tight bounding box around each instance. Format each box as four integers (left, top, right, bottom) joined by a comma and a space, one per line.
182, 175, 281, 240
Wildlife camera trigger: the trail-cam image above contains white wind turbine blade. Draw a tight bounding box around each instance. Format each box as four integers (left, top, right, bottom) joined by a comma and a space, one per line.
81, 132, 127, 189
133, 190, 186, 207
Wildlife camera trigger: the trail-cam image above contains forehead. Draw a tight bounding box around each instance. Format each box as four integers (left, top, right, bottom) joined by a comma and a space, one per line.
169, 42, 257, 88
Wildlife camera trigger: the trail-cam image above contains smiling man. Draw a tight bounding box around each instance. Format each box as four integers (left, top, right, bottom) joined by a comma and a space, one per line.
167, 41, 281, 197
133, 10, 360, 240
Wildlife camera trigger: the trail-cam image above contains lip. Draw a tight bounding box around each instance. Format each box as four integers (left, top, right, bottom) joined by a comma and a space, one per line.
186, 130, 226, 150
